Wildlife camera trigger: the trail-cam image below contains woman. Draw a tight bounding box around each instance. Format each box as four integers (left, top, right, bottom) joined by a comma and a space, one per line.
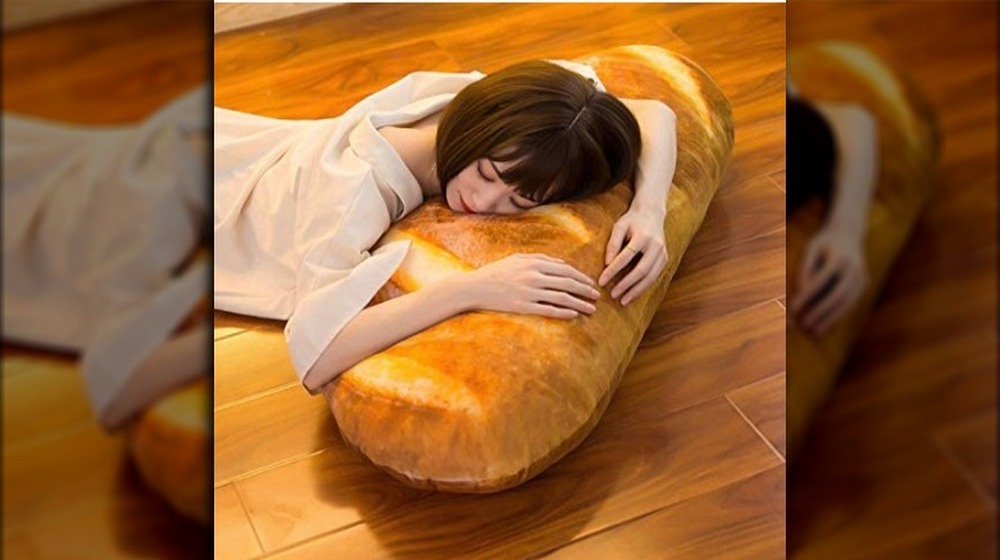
787, 79, 878, 337
4, 86, 209, 429
215, 60, 678, 392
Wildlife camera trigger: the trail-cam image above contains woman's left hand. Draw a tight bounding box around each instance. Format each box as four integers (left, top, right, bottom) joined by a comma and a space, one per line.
599, 208, 668, 305
791, 223, 868, 337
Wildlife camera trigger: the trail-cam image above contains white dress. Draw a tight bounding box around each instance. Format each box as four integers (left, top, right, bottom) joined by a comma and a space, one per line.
3, 86, 209, 428
215, 61, 606, 385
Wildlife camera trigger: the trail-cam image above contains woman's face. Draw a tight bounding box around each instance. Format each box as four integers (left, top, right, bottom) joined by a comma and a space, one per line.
444, 158, 542, 215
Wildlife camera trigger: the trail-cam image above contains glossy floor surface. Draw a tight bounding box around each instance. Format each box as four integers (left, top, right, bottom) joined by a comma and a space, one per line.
787, 1, 997, 558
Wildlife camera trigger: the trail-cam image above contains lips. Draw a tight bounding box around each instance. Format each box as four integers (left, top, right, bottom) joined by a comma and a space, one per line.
458, 195, 475, 214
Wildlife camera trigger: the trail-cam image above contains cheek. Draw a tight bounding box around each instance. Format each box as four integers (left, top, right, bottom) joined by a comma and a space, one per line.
443, 174, 465, 211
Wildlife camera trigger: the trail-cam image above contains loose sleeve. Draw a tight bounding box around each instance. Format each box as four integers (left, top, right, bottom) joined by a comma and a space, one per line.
215, 70, 487, 387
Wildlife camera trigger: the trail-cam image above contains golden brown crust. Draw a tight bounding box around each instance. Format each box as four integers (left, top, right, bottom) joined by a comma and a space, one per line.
326, 45, 735, 492
786, 42, 940, 458
127, 378, 209, 522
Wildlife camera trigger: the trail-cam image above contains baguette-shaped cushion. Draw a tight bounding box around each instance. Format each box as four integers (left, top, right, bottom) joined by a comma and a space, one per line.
127, 378, 209, 522
323, 45, 735, 492
126, 288, 209, 523
787, 42, 940, 458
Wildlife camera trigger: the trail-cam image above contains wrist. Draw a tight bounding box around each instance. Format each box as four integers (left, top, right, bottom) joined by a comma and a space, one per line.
436, 273, 477, 313
825, 216, 866, 243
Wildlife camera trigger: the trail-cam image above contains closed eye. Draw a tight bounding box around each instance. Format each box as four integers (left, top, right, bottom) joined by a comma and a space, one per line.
510, 194, 540, 210
477, 160, 495, 183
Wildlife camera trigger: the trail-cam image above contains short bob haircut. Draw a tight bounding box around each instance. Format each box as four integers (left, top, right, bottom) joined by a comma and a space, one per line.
436, 61, 642, 205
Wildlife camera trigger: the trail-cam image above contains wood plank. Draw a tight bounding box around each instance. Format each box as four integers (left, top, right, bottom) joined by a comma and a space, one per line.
627, 301, 785, 420
3, 535, 37, 560
214, 327, 298, 409
215, 39, 462, 118
769, 170, 785, 191
645, 229, 784, 345
3, 426, 126, 531
789, 439, 992, 559
864, 512, 997, 560
438, 13, 685, 72
2, 1, 208, 123
228, 293, 786, 554
10, 491, 208, 560
731, 112, 785, 180
264, 397, 782, 558
214, 484, 264, 560
729, 373, 787, 459
934, 410, 998, 506
213, 385, 338, 485
213, 2, 336, 35
2, 356, 92, 445
695, 173, 786, 255
546, 466, 785, 559
235, 445, 432, 552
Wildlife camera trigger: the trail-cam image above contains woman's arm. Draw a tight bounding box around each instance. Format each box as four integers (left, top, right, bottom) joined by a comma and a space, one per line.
792, 102, 878, 336
302, 254, 600, 392
815, 102, 878, 240
100, 322, 209, 430
621, 98, 678, 217
599, 98, 677, 305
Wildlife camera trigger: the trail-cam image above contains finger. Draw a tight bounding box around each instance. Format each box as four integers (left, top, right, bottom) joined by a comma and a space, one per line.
792, 243, 826, 312
525, 303, 579, 320
610, 251, 657, 300
599, 245, 640, 287
543, 276, 601, 300
794, 257, 840, 317
538, 261, 595, 286
813, 276, 863, 335
620, 252, 667, 305
525, 253, 564, 263
605, 224, 628, 265
537, 291, 597, 314
800, 274, 852, 333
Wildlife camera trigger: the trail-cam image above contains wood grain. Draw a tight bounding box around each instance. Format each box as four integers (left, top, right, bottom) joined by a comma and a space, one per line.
262, 398, 781, 558
729, 373, 788, 459
787, 1, 996, 557
546, 466, 786, 560
645, 228, 784, 345
214, 484, 263, 560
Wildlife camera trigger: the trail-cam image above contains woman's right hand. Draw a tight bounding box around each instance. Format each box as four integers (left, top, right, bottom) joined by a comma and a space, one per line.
454, 253, 600, 319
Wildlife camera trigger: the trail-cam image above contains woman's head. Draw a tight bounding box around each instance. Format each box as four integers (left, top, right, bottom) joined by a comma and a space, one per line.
436, 60, 641, 215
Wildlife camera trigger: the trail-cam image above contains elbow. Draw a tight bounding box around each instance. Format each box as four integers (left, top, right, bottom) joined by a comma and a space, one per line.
302, 362, 345, 395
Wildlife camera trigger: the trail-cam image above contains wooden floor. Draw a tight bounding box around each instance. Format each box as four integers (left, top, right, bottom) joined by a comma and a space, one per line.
2, 2, 211, 558
214, 4, 785, 559
787, 1, 997, 558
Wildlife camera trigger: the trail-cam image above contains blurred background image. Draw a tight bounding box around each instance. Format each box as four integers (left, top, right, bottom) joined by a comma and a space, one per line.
3, 1, 211, 557
785, 0, 996, 558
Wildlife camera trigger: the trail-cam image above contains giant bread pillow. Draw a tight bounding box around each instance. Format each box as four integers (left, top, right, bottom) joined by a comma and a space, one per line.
787, 42, 940, 458
126, 293, 210, 523
322, 45, 736, 492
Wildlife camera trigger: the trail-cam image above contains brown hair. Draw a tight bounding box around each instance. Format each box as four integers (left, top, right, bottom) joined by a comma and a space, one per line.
436, 61, 642, 204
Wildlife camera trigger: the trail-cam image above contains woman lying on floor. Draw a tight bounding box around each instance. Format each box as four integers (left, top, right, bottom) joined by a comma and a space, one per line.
214, 59, 678, 392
